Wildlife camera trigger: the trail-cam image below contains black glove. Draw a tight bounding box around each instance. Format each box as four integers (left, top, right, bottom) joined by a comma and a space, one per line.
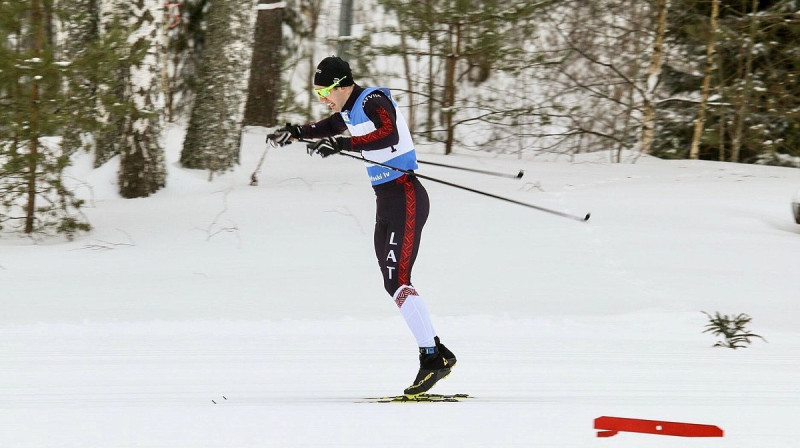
280, 123, 305, 139
266, 129, 291, 147
266, 123, 305, 147
307, 137, 344, 158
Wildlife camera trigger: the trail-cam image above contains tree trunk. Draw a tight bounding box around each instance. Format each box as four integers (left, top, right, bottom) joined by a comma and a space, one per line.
442, 20, 460, 155
302, 1, 322, 120
161, 1, 178, 122
730, 0, 759, 163
640, 0, 668, 156
244, 0, 283, 127
181, 0, 255, 174
337, 0, 353, 60
424, 0, 435, 137
25, 0, 45, 234
118, 0, 167, 198
717, 51, 726, 161
689, 0, 719, 160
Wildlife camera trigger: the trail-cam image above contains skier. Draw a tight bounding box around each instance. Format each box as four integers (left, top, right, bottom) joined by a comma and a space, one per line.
268, 56, 456, 396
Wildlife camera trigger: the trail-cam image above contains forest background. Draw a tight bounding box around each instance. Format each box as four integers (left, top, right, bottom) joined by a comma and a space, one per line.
1, 0, 799, 239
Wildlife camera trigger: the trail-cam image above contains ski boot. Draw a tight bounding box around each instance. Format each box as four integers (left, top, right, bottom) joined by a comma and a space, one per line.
403, 343, 453, 396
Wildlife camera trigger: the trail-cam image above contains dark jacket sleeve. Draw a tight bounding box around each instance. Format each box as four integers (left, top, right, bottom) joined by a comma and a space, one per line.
303, 114, 348, 139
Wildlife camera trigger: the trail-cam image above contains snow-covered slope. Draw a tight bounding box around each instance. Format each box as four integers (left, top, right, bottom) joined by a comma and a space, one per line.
2, 126, 799, 447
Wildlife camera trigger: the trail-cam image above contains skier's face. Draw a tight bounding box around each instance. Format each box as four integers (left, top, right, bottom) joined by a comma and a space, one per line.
315, 84, 348, 112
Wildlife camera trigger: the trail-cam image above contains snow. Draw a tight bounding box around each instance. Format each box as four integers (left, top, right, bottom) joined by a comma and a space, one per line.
2, 125, 800, 447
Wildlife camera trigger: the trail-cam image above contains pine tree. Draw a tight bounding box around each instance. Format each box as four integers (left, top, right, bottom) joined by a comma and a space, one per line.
0, 0, 91, 238
180, 0, 255, 178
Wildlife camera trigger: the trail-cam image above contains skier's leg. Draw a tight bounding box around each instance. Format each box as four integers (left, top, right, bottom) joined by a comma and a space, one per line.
374, 176, 454, 395
393, 285, 436, 348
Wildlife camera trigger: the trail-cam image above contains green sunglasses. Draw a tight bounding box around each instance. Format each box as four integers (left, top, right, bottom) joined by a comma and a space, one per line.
314, 76, 347, 99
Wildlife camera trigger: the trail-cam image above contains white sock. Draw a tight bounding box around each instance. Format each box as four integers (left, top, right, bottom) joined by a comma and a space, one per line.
393, 285, 437, 348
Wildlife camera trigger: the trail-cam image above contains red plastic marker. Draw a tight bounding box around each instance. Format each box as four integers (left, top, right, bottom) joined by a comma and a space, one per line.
595, 416, 724, 438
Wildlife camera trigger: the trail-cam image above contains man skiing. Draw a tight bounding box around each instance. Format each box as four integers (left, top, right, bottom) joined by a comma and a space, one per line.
268, 56, 456, 396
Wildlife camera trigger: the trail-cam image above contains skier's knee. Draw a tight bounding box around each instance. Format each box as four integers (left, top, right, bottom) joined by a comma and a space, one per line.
383, 279, 398, 297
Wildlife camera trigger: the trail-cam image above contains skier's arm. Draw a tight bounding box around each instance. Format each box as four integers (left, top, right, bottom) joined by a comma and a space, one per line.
303, 114, 348, 139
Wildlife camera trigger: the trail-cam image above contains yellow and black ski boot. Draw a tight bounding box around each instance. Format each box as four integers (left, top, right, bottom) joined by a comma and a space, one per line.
403, 346, 451, 396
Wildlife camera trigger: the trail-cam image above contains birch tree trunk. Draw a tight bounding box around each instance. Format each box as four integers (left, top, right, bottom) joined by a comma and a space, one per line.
639, 0, 668, 155
116, 0, 167, 198
181, 0, 256, 177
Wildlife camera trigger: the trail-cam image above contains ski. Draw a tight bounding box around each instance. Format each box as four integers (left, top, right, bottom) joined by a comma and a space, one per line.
361, 393, 472, 403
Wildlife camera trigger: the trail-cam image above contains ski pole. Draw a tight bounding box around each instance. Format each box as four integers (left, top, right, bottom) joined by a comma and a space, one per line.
332, 148, 590, 222
249, 147, 268, 186
250, 139, 279, 186
416, 159, 524, 179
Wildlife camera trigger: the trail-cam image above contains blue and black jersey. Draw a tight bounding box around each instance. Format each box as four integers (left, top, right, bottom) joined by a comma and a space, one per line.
304, 85, 418, 186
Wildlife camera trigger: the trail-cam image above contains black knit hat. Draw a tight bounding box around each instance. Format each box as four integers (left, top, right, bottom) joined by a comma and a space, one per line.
314, 56, 354, 87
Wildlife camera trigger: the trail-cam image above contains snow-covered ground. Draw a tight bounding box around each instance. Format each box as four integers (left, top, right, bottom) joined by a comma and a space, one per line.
2, 126, 799, 447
